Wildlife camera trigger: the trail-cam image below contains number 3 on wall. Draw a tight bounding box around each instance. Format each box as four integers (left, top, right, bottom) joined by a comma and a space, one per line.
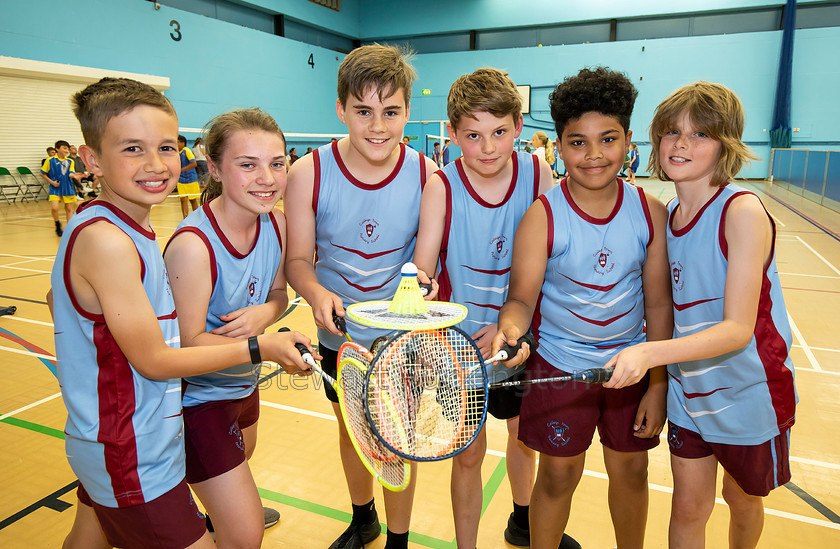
170, 20, 182, 41
308, 54, 315, 69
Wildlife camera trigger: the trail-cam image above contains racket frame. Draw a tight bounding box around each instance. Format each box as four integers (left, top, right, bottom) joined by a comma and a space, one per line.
335, 344, 410, 491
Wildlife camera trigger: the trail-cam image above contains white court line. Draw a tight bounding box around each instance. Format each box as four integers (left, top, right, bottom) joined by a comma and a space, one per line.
0, 345, 56, 362
779, 272, 840, 279
486, 451, 839, 530
0, 392, 62, 421
791, 456, 840, 471
770, 212, 786, 227
788, 313, 821, 371
0, 265, 51, 274
793, 344, 840, 354
3, 260, 47, 268
0, 315, 53, 326
795, 235, 840, 276
1, 380, 837, 531
0, 253, 55, 262
259, 400, 336, 422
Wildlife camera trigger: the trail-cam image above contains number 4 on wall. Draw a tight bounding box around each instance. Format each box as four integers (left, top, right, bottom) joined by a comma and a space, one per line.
308, 54, 315, 69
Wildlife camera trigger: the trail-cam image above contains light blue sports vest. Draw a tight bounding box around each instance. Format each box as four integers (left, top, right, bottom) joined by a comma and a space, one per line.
169, 202, 283, 406
313, 141, 426, 349
437, 151, 540, 382
666, 184, 796, 444
534, 179, 652, 374
52, 201, 183, 507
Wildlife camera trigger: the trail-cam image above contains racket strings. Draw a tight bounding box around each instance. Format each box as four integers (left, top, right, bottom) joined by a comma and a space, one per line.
368, 329, 487, 460
336, 344, 409, 491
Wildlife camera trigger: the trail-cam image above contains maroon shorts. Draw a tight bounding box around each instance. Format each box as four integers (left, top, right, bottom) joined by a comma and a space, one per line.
77, 480, 205, 549
183, 388, 261, 484
667, 422, 791, 497
518, 353, 659, 456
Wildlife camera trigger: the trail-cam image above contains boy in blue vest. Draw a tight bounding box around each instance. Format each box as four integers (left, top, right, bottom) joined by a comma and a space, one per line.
285, 44, 437, 549
41, 139, 82, 235
413, 67, 572, 549
493, 67, 672, 548
53, 76, 313, 549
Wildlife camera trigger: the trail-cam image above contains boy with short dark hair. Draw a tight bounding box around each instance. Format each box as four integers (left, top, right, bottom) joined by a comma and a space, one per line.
41, 139, 81, 235
285, 44, 437, 549
54, 76, 313, 549
413, 67, 564, 549
493, 67, 673, 548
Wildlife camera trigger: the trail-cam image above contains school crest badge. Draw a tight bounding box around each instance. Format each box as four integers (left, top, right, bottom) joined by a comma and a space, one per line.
360, 218, 380, 244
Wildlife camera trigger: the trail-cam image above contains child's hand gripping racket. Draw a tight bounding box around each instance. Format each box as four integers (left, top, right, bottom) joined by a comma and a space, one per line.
281, 328, 410, 491
486, 332, 614, 387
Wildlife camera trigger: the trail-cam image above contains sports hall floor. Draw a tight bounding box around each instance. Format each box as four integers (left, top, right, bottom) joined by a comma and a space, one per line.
0, 179, 838, 548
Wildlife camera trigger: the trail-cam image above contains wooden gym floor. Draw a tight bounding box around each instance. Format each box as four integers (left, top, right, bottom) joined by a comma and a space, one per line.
0, 179, 838, 548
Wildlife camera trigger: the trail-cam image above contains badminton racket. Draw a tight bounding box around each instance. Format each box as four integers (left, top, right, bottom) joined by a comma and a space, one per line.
364, 328, 614, 461
280, 329, 410, 490
364, 326, 488, 461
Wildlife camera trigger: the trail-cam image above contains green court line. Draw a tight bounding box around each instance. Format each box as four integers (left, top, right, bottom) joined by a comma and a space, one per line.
5, 411, 514, 549
1, 417, 64, 439
482, 457, 508, 515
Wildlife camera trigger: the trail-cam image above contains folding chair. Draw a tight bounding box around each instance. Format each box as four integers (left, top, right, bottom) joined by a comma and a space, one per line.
0, 167, 22, 204
16, 167, 47, 201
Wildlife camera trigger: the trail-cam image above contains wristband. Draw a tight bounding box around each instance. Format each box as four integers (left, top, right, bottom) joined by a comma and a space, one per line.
248, 335, 261, 364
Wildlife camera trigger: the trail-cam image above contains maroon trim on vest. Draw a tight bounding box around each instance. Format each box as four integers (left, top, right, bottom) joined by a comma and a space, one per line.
332, 139, 406, 190
560, 177, 624, 225
203, 201, 260, 259
312, 148, 321, 215
636, 185, 654, 248
64, 217, 144, 322
669, 185, 727, 237
454, 152, 520, 208
166, 226, 218, 292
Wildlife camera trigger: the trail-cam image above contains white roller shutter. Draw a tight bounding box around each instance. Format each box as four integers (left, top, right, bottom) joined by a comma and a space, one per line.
0, 76, 87, 172
0, 56, 170, 173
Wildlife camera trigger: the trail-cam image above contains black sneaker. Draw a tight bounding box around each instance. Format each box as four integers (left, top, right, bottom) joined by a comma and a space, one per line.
55, 221, 63, 237
503, 513, 581, 548
263, 506, 280, 529
86, 191, 98, 199
329, 511, 381, 549
206, 507, 280, 533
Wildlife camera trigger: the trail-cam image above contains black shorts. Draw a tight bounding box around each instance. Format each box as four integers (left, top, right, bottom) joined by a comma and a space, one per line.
487, 366, 527, 420
320, 344, 340, 403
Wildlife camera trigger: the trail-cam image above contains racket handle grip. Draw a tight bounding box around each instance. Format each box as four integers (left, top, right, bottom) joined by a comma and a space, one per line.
577, 367, 614, 383
332, 312, 348, 335
419, 282, 433, 296
497, 333, 537, 361
278, 327, 317, 367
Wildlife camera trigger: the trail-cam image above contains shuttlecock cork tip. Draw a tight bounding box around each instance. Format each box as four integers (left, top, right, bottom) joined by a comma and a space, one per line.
388, 262, 429, 315
401, 262, 418, 276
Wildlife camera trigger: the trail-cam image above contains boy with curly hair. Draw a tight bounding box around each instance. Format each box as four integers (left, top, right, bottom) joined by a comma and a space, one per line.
492, 67, 673, 548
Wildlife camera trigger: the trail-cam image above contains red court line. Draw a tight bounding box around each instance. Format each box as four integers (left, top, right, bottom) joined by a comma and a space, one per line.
0, 330, 56, 362
781, 286, 840, 295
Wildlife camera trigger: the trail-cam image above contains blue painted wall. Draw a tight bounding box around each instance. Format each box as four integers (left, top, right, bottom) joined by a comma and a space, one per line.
410, 27, 840, 179
0, 0, 348, 140
3, 1, 839, 179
